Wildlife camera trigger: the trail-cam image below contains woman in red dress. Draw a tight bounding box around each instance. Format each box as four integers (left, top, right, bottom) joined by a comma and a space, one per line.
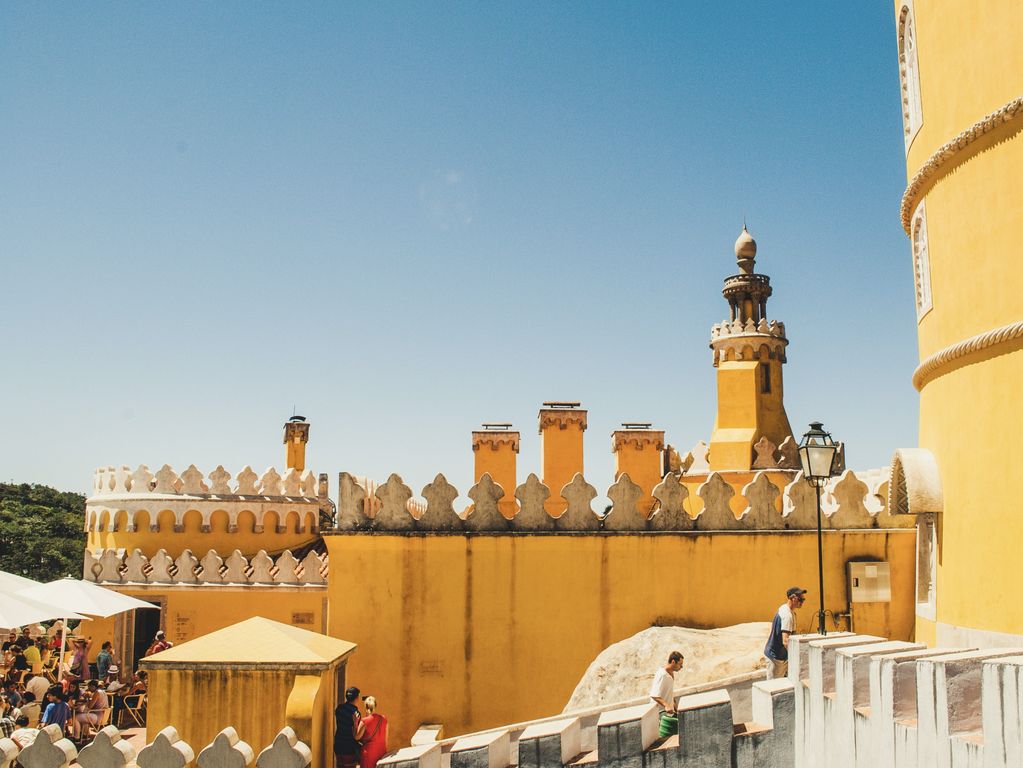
359, 696, 388, 768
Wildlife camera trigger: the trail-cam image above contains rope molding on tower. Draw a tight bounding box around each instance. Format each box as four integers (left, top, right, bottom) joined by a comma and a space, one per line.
913, 320, 1023, 391
900, 94, 1023, 233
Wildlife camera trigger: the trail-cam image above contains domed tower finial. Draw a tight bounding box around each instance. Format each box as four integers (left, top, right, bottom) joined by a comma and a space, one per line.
734, 225, 757, 274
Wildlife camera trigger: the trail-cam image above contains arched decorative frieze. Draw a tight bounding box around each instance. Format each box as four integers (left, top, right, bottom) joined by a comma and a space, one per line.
888, 448, 943, 517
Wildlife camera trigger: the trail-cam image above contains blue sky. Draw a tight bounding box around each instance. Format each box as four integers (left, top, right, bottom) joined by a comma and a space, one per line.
0, 3, 918, 499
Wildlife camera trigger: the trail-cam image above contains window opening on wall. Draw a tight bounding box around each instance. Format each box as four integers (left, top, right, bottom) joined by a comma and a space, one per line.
899, 6, 924, 150
916, 513, 936, 619
761, 363, 772, 394
912, 204, 933, 320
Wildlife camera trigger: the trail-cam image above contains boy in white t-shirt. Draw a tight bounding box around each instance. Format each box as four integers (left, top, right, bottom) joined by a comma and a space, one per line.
649, 650, 685, 714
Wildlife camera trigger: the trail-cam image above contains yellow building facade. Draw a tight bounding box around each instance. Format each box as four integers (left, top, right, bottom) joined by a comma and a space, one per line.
892, 0, 1023, 646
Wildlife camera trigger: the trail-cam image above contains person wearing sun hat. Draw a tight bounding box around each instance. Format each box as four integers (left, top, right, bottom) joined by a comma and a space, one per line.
764, 586, 807, 679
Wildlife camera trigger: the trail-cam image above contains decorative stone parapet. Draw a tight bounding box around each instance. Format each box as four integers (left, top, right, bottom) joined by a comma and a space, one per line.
709, 317, 788, 367
4, 726, 310, 768
86, 464, 326, 534
332, 466, 911, 533
83, 547, 328, 586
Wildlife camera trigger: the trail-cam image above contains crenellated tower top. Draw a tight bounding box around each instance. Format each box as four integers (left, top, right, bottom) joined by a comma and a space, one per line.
708, 227, 795, 471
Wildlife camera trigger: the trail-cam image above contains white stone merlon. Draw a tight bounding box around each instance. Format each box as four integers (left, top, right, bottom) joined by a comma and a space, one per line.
869, 647, 964, 768
596, 702, 659, 768
981, 655, 1023, 768
378, 744, 441, 768
916, 649, 1023, 768
806, 635, 886, 768
734, 678, 796, 768
450, 730, 511, 768
676, 689, 733, 768
832, 640, 924, 768
518, 718, 582, 768
789, 632, 848, 768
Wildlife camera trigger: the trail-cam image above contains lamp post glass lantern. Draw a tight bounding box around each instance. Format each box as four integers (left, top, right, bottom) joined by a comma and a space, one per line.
799, 422, 839, 635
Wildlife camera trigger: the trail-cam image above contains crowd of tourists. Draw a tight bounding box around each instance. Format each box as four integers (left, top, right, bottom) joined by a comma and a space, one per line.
0, 622, 157, 750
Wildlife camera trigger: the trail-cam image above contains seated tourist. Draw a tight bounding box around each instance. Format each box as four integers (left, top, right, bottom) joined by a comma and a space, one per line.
75, 680, 109, 739
105, 665, 125, 692
127, 670, 148, 695
22, 640, 41, 675
14, 629, 33, 651
6, 647, 29, 684
1, 631, 16, 653
18, 692, 40, 726
9, 715, 38, 750
41, 688, 72, 734
25, 673, 49, 703
3, 682, 22, 708
0, 710, 15, 739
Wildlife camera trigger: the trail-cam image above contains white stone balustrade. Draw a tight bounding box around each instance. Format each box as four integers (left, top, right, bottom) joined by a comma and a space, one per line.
595, 702, 659, 766
336, 465, 910, 533
518, 718, 582, 768
449, 731, 511, 768
84, 547, 328, 586
4, 727, 310, 768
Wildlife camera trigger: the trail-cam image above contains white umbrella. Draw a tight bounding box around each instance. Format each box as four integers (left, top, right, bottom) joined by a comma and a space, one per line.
0, 570, 42, 593
0, 591, 88, 629
17, 578, 159, 618
18, 578, 159, 675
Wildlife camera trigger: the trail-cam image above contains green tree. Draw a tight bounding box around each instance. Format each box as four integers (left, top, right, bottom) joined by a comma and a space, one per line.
0, 483, 86, 583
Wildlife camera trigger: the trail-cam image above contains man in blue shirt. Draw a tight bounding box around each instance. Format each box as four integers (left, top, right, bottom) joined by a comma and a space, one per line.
764, 586, 806, 679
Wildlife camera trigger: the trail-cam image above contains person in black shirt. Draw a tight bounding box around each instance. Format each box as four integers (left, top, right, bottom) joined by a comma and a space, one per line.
334, 686, 364, 768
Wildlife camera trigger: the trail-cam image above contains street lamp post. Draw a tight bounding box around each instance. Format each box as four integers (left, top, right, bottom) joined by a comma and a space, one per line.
798, 422, 839, 636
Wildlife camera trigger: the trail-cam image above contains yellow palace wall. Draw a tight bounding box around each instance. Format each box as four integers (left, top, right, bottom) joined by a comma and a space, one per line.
325, 530, 914, 746
899, 0, 1023, 644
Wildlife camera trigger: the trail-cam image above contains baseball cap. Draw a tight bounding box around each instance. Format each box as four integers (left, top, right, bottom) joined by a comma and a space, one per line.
786, 586, 808, 598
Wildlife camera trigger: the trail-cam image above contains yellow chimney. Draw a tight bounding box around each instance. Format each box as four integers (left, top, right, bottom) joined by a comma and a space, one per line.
611, 424, 665, 515
283, 416, 310, 472
472, 424, 520, 518
538, 402, 587, 515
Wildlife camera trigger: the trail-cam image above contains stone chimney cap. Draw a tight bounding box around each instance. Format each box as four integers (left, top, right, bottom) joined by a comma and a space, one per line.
480, 423, 513, 430
620, 422, 652, 430
542, 401, 581, 409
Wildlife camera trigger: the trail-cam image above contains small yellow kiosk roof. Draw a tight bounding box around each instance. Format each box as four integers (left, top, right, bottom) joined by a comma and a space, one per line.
141, 616, 356, 670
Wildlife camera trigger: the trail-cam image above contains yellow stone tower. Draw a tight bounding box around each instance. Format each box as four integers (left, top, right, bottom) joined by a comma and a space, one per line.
891, 0, 1023, 646
708, 228, 794, 471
